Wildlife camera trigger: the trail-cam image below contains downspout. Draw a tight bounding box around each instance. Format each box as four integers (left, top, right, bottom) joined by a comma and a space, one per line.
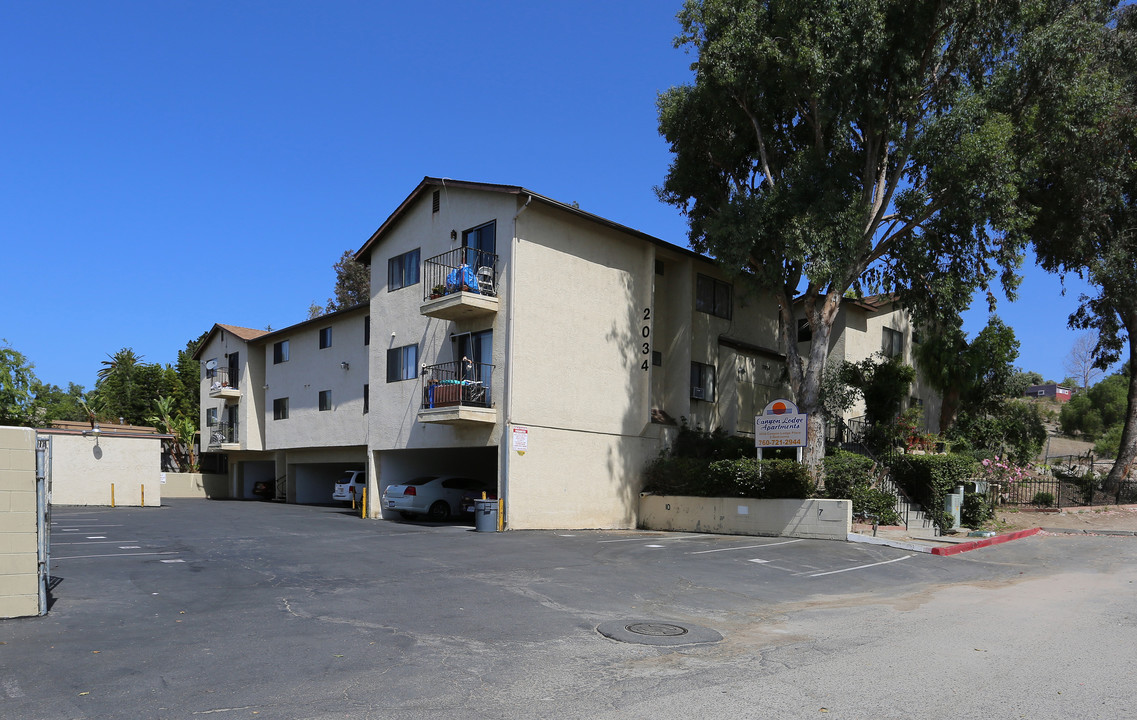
501, 193, 532, 530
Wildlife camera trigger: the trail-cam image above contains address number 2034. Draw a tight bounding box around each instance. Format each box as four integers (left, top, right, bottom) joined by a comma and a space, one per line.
640, 307, 651, 371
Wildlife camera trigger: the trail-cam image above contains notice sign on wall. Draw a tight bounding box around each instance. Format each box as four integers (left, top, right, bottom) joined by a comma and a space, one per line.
512, 426, 529, 455
755, 399, 808, 448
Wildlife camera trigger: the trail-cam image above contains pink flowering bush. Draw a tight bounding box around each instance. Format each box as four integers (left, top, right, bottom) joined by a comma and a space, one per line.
979, 456, 1033, 486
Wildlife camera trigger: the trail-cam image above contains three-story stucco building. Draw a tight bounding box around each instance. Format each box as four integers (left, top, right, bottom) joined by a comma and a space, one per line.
196, 176, 937, 529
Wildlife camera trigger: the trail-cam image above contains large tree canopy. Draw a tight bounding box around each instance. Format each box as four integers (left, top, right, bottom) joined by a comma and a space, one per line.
657, 0, 1041, 476
1007, 1, 1134, 487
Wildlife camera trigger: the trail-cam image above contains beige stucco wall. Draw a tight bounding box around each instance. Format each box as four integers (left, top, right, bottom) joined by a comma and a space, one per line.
160, 472, 229, 498
0, 426, 40, 618
199, 330, 266, 452
46, 433, 162, 506
639, 494, 852, 540
263, 308, 370, 450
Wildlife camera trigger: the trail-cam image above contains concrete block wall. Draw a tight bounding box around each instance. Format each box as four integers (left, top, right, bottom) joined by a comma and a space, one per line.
639, 494, 852, 541
0, 426, 40, 618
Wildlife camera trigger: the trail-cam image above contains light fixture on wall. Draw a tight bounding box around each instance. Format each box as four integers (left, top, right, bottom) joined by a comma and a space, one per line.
340, 361, 350, 370
82, 423, 102, 447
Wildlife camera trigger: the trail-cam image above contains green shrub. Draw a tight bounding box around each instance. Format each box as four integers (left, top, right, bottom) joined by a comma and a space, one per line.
961, 492, 991, 528
1032, 491, 1055, 508
822, 451, 901, 525
671, 424, 753, 460
892, 454, 978, 532
822, 451, 875, 499
642, 456, 813, 499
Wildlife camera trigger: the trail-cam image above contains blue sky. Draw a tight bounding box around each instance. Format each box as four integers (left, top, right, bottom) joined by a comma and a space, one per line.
0, 1, 1109, 392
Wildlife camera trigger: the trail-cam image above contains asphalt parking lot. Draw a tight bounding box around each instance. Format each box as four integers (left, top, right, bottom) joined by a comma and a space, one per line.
3, 499, 1136, 719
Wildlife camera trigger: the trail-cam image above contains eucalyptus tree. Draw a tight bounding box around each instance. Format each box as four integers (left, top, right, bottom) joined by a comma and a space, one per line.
657, 0, 1039, 477
1008, 1, 1134, 488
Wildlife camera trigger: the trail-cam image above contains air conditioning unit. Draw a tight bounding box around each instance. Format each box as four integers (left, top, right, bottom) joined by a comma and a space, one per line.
691, 387, 705, 400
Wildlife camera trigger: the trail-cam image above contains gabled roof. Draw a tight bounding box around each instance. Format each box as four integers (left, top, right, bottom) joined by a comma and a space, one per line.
353, 176, 704, 265
193, 304, 370, 360
192, 323, 270, 360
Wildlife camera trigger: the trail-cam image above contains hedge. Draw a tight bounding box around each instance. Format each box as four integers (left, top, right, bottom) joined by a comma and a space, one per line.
891, 454, 978, 532
642, 456, 813, 499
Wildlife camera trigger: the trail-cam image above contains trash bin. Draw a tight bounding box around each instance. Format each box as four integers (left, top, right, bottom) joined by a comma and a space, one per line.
474, 498, 498, 533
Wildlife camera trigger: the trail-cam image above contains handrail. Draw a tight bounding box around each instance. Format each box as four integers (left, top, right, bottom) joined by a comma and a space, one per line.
421, 360, 494, 410
423, 247, 499, 300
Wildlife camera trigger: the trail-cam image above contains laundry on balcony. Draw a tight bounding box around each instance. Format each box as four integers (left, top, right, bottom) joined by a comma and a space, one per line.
445, 264, 480, 294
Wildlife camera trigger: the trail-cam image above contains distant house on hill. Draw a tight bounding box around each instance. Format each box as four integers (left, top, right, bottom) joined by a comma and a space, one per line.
1025, 384, 1073, 403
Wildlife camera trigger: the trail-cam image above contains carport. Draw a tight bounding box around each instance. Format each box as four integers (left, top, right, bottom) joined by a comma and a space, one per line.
237, 460, 274, 499
290, 461, 365, 505
374, 446, 497, 519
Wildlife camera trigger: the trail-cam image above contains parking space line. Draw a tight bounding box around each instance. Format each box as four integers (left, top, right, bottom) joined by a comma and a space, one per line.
53, 551, 180, 560
52, 540, 141, 545
689, 539, 804, 554
806, 554, 914, 577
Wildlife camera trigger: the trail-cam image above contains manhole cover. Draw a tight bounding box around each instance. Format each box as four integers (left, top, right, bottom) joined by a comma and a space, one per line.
626, 623, 688, 637
597, 620, 722, 646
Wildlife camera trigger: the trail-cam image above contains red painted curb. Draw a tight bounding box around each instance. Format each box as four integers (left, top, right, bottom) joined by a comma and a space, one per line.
930, 527, 1043, 556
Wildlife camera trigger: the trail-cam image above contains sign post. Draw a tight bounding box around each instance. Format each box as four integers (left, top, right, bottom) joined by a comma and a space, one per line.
755, 399, 808, 475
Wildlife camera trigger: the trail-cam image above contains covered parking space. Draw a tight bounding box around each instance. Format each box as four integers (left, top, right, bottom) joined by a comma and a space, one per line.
373, 446, 497, 520
282, 447, 367, 505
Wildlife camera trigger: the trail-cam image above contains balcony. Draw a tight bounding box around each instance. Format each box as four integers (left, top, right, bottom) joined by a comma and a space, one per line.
207, 367, 241, 400
418, 360, 496, 425
207, 421, 239, 450
420, 248, 499, 321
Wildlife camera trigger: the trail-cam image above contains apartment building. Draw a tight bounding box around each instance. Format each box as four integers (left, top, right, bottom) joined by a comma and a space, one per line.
196, 177, 940, 529
797, 295, 943, 433
194, 304, 370, 502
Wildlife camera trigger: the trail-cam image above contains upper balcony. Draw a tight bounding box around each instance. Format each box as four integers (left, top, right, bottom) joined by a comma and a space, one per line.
418, 360, 496, 425
207, 367, 241, 400
420, 248, 499, 321
207, 420, 239, 450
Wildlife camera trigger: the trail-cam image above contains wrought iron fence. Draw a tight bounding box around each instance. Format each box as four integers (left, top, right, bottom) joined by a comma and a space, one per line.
423, 247, 498, 300
208, 421, 238, 447
421, 360, 494, 410
207, 366, 237, 391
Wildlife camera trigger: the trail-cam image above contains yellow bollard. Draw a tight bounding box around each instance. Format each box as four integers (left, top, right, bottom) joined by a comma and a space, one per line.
351, 487, 356, 510
361, 487, 367, 519
497, 497, 503, 532
141, 485, 145, 507
111, 483, 116, 508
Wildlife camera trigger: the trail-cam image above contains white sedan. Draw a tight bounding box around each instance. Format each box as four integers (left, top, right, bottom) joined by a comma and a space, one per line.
381, 476, 494, 521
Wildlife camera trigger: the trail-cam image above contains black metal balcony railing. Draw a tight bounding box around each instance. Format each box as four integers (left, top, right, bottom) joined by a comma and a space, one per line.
421, 360, 494, 410
208, 366, 237, 391
208, 420, 238, 446
423, 247, 498, 300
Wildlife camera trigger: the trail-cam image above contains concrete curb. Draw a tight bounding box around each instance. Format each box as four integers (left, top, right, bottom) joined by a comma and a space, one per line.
1040, 527, 1137, 536
929, 527, 1042, 556
846, 533, 934, 553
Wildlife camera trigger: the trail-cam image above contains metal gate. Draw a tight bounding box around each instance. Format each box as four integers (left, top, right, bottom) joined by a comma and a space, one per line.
35, 434, 51, 616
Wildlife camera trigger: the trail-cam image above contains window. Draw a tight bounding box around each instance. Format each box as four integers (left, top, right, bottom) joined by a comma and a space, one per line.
319, 327, 332, 349
882, 327, 903, 358
319, 390, 332, 412
273, 340, 289, 364
462, 221, 496, 266
363, 384, 369, 414
797, 319, 813, 343
655, 260, 665, 276
695, 274, 731, 319
652, 350, 662, 367
388, 249, 420, 291
432, 189, 440, 213
387, 344, 418, 382
273, 397, 289, 420
690, 362, 715, 401
206, 408, 218, 426
364, 316, 370, 346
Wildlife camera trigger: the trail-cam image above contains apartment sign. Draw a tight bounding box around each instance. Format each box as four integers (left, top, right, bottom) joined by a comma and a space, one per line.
755, 399, 808, 448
